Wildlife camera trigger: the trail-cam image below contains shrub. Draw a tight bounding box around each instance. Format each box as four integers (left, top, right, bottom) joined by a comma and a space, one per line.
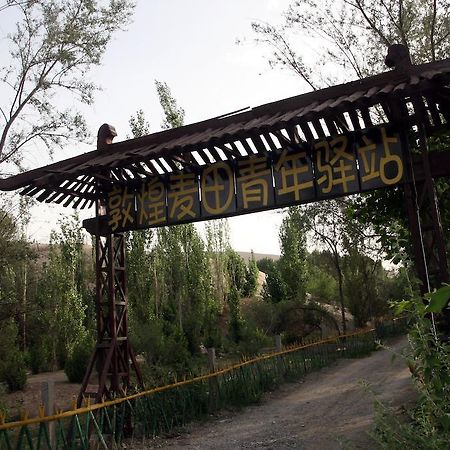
64, 336, 93, 383
29, 342, 52, 374
374, 286, 450, 447
3, 352, 27, 392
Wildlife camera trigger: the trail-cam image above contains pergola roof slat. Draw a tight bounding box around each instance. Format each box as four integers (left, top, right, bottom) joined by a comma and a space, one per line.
1, 55, 450, 206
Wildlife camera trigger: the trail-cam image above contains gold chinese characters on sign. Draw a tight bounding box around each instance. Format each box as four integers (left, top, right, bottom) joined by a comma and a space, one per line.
105, 126, 405, 232
136, 178, 166, 227
273, 144, 315, 206
356, 126, 404, 190
107, 185, 135, 231
201, 162, 236, 217
236, 156, 274, 212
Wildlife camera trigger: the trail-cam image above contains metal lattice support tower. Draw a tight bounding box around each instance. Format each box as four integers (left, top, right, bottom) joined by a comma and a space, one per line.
78, 226, 143, 406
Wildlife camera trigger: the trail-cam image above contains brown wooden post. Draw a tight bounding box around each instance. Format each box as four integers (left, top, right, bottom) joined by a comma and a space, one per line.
275, 335, 282, 352
207, 347, 217, 372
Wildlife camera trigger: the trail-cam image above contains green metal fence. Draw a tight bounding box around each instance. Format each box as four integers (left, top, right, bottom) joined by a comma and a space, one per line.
0, 324, 405, 450
375, 316, 409, 339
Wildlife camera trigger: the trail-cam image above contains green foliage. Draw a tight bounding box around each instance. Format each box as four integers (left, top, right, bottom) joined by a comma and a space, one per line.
124, 88, 218, 383
259, 208, 309, 306
34, 214, 88, 369
28, 342, 52, 375
374, 285, 450, 448
243, 252, 259, 297
129, 109, 150, 138
3, 350, 27, 392
226, 249, 247, 295
262, 264, 288, 304
206, 219, 230, 309
0, 0, 135, 167
127, 230, 154, 324
256, 257, 276, 274
278, 206, 308, 302
306, 263, 338, 303
252, 0, 450, 91
155, 80, 185, 129
228, 286, 243, 343
235, 325, 272, 357
64, 335, 93, 383
343, 252, 388, 327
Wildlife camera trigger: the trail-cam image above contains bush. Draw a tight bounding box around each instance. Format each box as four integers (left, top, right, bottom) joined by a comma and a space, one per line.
29, 342, 52, 374
64, 336, 93, 383
236, 325, 272, 357
374, 286, 450, 447
3, 352, 27, 392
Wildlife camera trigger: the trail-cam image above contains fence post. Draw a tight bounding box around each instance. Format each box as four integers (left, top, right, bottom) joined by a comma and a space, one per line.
207, 348, 217, 372
274, 335, 282, 352
41, 380, 56, 449
207, 348, 219, 410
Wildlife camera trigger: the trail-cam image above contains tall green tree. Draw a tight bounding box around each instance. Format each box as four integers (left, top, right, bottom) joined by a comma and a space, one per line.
153, 81, 213, 354
126, 110, 154, 325
205, 219, 230, 310
34, 213, 87, 369
0, 0, 135, 171
0, 209, 33, 386
243, 251, 259, 297
278, 206, 308, 303
155, 80, 185, 129
300, 201, 349, 334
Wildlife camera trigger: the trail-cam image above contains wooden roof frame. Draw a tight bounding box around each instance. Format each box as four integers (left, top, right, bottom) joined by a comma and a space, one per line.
1, 46, 450, 209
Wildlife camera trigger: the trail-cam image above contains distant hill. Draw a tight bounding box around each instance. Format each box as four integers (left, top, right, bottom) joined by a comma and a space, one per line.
237, 251, 280, 263
32, 243, 279, 266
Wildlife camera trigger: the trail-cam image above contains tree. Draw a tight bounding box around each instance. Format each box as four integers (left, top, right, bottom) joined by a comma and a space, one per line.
155, 80, 185, 129
251, 0, 450, 90
341, 210, 388, 326
151, 81, 214, 356
0, 0, 134, 171
250, 0, 450, 265
243, 251, 259, 297
306, 253, 338, 304
128, 109, 150, 138
300, 200, 349, 334
226, 249, 247, 295
126, 110, 154, 324
262, 263, 288, 304
0, 208, 33, 387
205, 219, 230, 309
34, 213, 88, 369
278, 206, 308, 303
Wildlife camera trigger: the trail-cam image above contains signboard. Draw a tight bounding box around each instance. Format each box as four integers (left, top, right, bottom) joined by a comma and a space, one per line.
106, 125, 405, 232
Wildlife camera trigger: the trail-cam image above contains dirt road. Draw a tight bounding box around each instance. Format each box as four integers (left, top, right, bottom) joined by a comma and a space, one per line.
136, 337, 415, 450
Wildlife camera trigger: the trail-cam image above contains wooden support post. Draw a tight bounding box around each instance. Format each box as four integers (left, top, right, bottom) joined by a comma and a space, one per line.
207, 347, 217, 372
41, 381, 56, 449
207, 348, 218, 410
275, 335, 282, 352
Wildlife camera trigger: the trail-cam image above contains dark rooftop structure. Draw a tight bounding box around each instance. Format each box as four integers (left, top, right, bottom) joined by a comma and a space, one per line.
1, 51, 450, 209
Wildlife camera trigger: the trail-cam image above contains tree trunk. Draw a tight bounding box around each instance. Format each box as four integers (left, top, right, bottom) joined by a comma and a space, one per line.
335, 254, 346, 335
22, 261, 27, 351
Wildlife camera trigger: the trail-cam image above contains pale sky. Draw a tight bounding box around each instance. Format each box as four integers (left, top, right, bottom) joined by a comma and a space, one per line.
2, 0, 318, 254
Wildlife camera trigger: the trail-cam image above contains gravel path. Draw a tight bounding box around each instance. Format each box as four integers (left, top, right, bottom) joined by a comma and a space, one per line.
132, 337, 415, 450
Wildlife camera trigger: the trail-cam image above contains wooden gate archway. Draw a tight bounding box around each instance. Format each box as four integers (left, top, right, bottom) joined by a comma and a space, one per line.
1, 45, 450, 405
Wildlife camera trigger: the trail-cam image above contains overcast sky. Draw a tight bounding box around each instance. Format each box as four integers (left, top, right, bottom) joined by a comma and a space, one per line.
3, 0, 320, 254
